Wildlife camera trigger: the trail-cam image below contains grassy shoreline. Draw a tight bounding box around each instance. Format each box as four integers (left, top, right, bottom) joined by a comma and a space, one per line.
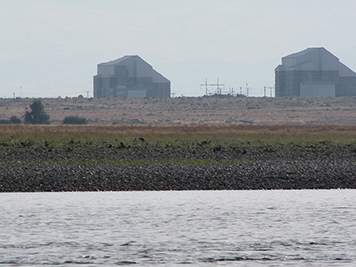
1, 124, 356, 144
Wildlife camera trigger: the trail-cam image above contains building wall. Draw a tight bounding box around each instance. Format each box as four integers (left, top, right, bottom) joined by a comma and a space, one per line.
276, 70, 339, 97
147, 82, 171, 98
300, 83, 335, 97
336, 77, 356, 96
127, 90, 147, 98
275, 67, 285, 97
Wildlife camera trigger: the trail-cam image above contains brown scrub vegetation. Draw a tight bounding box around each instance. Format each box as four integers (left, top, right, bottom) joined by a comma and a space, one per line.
0, 96, 356, 125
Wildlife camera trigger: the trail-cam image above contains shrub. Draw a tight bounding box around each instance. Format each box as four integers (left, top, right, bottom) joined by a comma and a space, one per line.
0, 116, 22, 124
9, 116, 22, 124
24, 100, 50, 124
63, 116, 88, 125
0, 119, 11, 124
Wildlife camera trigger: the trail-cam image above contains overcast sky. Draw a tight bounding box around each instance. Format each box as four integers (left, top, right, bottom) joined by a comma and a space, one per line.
1, 0, 356, 98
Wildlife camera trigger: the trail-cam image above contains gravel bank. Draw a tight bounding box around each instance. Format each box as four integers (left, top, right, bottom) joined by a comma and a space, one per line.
1, 141, 356, 192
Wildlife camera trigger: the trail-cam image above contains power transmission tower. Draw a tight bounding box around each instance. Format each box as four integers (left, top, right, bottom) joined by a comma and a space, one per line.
200, 79, 225, 96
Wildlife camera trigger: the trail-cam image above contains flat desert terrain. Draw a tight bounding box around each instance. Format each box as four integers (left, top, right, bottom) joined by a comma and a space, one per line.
0, 96, 356, 125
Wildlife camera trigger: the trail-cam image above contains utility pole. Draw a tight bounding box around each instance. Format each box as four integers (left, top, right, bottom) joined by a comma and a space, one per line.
200, 79, 209, 96
264, 86, 267, 97
217, 79, 221, 95
269, 87, 273, 97
204, 79, 208, 96
246, 83, 249, 97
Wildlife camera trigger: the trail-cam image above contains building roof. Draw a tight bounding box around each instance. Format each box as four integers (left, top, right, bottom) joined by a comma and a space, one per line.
339, 62, 356, 77
98, 55, 139, 66
97, 55, 170, 83
283, 47, 335, 59
277, 47, 356, 76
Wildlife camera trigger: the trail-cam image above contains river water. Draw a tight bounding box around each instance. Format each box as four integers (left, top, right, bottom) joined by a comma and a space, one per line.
1, 190, 356, 266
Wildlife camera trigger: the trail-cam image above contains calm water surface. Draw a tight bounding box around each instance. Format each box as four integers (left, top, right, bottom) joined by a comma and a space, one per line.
1, 190, 356, 266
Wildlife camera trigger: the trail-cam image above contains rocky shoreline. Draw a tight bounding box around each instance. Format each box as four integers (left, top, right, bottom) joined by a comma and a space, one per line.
1, 140, 356, 192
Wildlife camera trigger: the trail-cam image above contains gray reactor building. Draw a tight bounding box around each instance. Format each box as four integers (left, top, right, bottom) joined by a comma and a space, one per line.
275, 47, 356, 97
93, 55, 170, 98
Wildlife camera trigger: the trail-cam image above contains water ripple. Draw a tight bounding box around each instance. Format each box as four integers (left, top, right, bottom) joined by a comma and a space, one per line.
1, 190, 356, 266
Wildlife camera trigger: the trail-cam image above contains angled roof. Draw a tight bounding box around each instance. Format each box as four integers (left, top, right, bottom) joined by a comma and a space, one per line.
283, 47, 335, 59
339, 62, 356, 77
98, 55, 139, 66
97, 55, 170, 82
277, 47, 356, 75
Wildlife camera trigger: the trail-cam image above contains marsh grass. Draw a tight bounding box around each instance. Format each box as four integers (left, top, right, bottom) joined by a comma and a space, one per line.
1, 124, 356, 144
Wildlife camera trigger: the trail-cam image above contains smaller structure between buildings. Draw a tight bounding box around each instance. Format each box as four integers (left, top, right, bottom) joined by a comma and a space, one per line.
275, 47, 356, 97
93, 55, 170, 98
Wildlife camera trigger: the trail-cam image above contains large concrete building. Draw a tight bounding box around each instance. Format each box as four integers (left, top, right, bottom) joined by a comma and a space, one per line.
93, 55, 170, 98
275, 47, 356, 97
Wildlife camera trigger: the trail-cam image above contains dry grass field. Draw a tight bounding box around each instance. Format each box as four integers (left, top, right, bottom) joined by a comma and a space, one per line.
0, 96, 356, 125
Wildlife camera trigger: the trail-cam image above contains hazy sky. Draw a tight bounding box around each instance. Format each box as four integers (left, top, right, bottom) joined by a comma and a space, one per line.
1, 0, 356, 98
